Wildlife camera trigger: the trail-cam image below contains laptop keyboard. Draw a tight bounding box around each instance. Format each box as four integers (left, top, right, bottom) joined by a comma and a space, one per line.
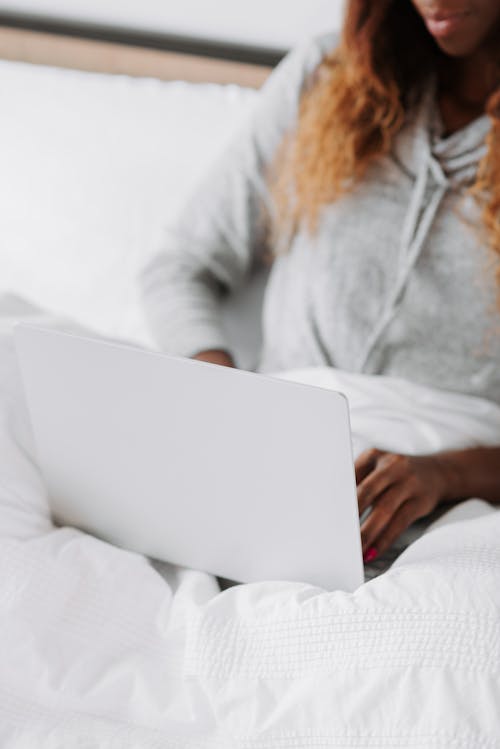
364, 543, 404, 581
363, 513, 438, 581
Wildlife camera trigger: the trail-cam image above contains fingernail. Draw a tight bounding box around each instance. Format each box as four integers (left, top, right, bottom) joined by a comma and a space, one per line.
363, 547, 378, 563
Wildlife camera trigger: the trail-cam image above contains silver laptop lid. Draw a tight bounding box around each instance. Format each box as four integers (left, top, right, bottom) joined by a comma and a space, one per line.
15, 323, 363, 591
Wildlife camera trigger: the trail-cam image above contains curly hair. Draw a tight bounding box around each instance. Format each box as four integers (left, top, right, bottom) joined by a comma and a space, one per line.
271, 0, 500, 307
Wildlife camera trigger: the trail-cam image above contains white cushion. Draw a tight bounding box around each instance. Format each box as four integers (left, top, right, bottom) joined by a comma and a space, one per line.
0, 60, 257, 349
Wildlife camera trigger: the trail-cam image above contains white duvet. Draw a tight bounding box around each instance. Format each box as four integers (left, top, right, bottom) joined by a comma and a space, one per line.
1, 295, 500, 748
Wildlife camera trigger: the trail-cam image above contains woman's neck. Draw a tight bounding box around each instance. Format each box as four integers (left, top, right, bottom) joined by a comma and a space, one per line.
437, 46, 499, 135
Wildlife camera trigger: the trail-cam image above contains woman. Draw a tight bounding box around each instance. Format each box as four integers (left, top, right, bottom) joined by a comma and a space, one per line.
140, 0, 500, 567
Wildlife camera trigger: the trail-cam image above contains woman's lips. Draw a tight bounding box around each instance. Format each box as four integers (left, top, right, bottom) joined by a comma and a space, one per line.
425, 10, 471, 37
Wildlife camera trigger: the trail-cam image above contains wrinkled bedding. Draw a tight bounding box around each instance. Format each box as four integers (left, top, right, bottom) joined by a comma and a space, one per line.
1, 295, 500, 748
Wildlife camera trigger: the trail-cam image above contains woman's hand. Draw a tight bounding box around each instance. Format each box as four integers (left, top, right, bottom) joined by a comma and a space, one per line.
355, 449, 449, 562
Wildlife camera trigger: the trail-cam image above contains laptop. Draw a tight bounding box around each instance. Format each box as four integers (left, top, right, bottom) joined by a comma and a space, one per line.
14, 323, 364, 592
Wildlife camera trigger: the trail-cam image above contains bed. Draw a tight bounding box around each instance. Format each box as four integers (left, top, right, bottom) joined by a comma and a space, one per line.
1, 31, 500, 748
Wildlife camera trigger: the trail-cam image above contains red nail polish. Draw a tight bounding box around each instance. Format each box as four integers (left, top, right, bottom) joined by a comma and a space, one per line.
363, 546, 378, 563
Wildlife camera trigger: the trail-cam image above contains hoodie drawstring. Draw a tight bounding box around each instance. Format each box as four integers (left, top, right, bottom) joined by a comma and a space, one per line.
358, 155, 449, 372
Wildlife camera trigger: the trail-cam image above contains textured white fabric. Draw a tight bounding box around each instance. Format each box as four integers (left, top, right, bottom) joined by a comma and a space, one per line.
1, 295, 500, 747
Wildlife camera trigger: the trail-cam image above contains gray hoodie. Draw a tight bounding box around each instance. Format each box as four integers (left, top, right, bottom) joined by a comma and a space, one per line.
139, 32, 500, 405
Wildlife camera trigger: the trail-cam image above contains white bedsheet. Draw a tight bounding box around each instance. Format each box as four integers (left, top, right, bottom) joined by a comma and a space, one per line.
1, 296, 500, 748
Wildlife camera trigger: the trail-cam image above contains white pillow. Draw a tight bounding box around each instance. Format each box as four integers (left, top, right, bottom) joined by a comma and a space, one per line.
0, 60, 256, 347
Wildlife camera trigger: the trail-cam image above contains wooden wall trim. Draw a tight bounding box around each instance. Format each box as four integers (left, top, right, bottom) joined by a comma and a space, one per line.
0, 25, 273, 87
0, 11, 284, 66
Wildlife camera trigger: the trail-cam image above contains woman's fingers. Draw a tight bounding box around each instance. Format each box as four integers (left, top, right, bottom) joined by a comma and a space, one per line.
369, 500, 420, 558
354, 448, 381, 485
360, 484, 410, 554
357, 451, 449, 561
357, 452, 409, 516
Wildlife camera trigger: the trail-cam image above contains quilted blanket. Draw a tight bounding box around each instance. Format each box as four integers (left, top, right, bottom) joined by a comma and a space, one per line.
1, 295, 499, 748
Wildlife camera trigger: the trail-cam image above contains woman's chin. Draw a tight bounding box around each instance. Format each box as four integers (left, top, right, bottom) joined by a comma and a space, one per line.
433, 35, 483, 57
425, 17, 487, 58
